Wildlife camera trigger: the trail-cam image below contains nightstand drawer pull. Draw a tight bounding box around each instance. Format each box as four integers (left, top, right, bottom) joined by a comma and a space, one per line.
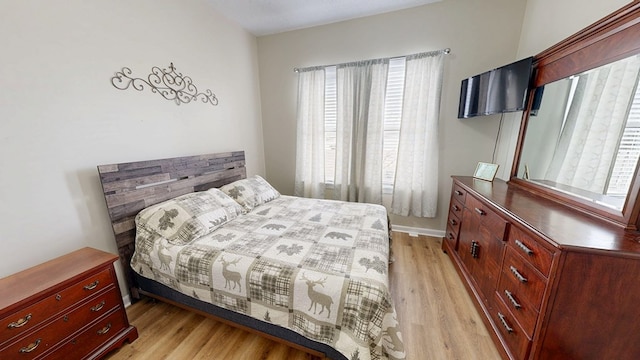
474, 207, 486, 216
510, 266, 528, 283
498, 313, 514, 334
449, 218, 457, 226
448, 232, 454, 240
19, 338, 41, 353
84, 280, 99, 291
455, 190, 463, 196
515, 240, 534, 255
97, 323, 112, 335
505, 290, 522, 309
452, 205, 460, 211
8, 314, 32, 328
91, 300, 106, 312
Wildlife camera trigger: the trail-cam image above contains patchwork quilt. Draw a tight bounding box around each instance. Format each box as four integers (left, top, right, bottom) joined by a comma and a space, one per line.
131, 195, 405, 360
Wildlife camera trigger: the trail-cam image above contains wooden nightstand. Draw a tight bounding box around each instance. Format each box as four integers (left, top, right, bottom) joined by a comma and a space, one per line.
0, 247, 138, 359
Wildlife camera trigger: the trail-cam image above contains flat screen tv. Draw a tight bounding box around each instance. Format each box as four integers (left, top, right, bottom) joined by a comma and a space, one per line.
458, 57, 533, 118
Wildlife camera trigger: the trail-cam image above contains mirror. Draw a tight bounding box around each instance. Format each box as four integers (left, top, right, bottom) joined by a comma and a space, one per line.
510, 2, 640, 228
517, 54, 640, 211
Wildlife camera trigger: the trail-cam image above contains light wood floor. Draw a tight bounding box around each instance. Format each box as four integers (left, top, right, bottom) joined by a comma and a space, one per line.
106, 232, 500, 359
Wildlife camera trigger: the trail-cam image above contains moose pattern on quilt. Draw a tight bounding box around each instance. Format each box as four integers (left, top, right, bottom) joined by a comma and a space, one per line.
131, 196, 405, 360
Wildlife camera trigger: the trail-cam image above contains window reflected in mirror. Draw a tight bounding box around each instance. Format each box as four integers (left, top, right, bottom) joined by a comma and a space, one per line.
518, 54, 640, 210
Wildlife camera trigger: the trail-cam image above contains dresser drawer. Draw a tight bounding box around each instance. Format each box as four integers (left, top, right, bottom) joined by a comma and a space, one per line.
0, 268, 114, 346
445, 208, 462, 249
0, 286, 120, 359
492, 292, 532, 360
448, 209, 462, 235
45, 308, 127, 360
465, 195, 507, 239
497, 274, 539, 337
502, 247, 547, 309
452, 184, 467, 204
450, 197, 464, 217
508, 225, 554, 276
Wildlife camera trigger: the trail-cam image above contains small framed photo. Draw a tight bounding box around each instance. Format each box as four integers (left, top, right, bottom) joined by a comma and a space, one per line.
473, 162, 499, 182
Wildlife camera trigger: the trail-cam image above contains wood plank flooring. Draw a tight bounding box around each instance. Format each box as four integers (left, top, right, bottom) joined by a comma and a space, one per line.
106, 232, 500, 359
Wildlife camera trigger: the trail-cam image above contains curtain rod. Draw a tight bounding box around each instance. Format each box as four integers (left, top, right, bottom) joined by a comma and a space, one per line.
293, 48, 451, 73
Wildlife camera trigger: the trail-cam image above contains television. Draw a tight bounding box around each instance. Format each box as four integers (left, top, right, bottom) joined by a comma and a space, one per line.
458, 57, 533, 118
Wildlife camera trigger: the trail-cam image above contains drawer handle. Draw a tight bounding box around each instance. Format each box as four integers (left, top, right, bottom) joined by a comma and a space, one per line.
504, 290, 522, 310
19, 338, 41, 353
453, 205, 460, 212
471, 241, 480, 258
498, 313, 514, 334
97, 323, 112, 335
8, 313, 32, 328
474, 207, 486, 216
455, 190, 463, 196
84, 280, 100, 291
515, 240, 534, 256
91, 300, 106, 312
449, 218, 457, 226
448, 233, 455, 240
510, 266, 528, 283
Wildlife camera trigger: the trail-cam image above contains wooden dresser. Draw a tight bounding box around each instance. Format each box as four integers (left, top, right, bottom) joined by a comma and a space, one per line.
443, 176, 640, 360
0, 247, 138, 359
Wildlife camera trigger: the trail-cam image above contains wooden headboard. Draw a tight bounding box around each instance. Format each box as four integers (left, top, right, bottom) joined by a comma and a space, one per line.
97, 151, 246, 298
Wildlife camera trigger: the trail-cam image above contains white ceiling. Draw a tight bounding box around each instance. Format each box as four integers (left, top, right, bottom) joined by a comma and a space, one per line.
206, 0, 442, 36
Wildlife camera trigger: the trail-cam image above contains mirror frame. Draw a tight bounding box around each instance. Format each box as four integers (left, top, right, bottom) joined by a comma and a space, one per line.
510, 2, 640, 230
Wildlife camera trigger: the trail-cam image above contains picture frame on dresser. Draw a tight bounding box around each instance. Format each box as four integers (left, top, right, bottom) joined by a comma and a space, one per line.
473, 162, 499, 182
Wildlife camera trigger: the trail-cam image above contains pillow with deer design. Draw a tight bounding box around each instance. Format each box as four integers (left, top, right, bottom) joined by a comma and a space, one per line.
219, 175, 280, 212
135, 189, 244, 245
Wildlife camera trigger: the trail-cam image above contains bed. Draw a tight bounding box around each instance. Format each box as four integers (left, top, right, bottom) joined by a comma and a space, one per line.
97, 151, 405, 360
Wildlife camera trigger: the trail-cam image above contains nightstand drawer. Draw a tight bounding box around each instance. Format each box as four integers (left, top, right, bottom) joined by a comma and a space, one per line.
0, 268, 114, 346
46, 308, 127, 360
0, 286, 120, 359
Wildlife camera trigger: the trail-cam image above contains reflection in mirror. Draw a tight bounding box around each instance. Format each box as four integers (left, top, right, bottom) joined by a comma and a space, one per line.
518, 54, 640, 210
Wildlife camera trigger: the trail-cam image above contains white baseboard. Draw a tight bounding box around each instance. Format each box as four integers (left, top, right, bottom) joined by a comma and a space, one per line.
123, 295, 132, 308
391, 225, 445, 238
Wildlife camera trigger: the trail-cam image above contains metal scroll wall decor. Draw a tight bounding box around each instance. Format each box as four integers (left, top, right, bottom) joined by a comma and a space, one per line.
111, 63, 218, 106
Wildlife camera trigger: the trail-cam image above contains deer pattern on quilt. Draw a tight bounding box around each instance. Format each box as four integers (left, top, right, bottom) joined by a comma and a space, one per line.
220, 255, 243, 292
301, 272, 333, 318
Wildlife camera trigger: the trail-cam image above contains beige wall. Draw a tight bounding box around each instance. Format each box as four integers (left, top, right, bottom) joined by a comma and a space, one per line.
257, 0, 528, 232
0, 0, 265, 296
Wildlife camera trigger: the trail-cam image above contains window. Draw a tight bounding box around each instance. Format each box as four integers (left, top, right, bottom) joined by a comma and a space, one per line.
295, 50, 445, 216
323, 58, 406, 192
606, 81, 640, 196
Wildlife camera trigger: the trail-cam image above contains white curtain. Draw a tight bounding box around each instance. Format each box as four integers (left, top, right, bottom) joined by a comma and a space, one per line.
294, 68, 326, 198
333, 60, 388, 204
545, 55, 640, 193
391, 53, 444, 217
